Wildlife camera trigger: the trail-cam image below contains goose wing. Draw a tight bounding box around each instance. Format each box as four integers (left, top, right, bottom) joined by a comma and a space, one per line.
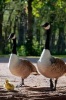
19, 59, 39, 74
50, 58, 66, 77
51, 58, 65, 66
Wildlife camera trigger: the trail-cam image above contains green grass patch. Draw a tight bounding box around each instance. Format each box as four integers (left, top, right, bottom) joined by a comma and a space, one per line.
0, 54, 66, 59
53, 55, 66, 58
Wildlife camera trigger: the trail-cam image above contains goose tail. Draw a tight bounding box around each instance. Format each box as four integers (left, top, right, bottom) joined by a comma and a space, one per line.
31, 63, 40, 75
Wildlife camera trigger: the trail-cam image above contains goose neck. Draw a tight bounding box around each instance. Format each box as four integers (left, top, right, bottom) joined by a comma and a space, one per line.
12, 38, 17, 54
45, 29, 51, 50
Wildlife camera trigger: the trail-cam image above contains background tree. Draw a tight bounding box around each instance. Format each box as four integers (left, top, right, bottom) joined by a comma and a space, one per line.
0, 0, 5, 54
0, 0, 66, 56
25, 0, 34, 55
32, 0, 66, 55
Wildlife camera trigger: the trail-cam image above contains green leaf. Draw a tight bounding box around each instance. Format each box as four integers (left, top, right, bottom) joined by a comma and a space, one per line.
5, 0, 11, 3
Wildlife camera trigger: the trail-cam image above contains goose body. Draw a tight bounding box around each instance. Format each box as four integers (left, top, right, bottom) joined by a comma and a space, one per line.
8, 53, 37, 78
37, 49, 66, 78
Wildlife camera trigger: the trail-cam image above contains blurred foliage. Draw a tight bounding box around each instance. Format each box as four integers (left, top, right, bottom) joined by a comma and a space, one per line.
32, 36, 42, 56
17, 45, 27, 56
0, 0, 66, 56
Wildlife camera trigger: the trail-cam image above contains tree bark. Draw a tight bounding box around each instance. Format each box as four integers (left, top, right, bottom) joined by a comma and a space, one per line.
0, 11, 3, 54
57, 22, 65, 54
26, 0, 33, 55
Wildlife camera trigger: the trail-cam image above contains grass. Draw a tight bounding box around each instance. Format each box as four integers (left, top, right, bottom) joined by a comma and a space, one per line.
0, 54, 66, 59
53, 55, 66, 58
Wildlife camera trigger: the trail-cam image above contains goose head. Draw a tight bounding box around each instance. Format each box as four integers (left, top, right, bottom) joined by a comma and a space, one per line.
42, 22, 50, 30
8, 33, 16, 40
8, 33, 17, 54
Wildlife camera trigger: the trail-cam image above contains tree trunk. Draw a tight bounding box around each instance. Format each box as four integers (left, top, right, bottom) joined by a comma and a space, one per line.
0, 11, 3, 54
25, 0, 33, 55
57, 22, 65, 54
18, 9, 27, 46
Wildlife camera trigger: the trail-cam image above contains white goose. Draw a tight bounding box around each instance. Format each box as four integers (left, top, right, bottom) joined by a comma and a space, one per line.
8, 33, 38, 87
37, 22, 66, 90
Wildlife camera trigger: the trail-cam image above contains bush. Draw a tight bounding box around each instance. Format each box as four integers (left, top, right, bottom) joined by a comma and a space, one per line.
17, 45, 27, 56
4, 43, 11, 54
32, 36, 42, 56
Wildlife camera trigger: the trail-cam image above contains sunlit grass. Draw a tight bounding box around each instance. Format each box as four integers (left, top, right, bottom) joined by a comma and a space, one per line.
0, 54, 66, 58
53, 55, 66, 58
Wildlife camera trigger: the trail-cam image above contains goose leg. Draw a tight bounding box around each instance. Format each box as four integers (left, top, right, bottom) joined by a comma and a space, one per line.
53, 79, 57, 91
19, 78, 24, 87
16, 78, 24, 87
21, 78, 24, 86
50, 78, 54, 90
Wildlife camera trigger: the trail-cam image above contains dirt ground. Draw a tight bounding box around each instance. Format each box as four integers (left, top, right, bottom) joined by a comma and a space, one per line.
0, 62, 66, 100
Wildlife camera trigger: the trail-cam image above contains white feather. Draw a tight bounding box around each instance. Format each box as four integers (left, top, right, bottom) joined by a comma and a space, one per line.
8, 53, 19, 69
38, 49, 51, 67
